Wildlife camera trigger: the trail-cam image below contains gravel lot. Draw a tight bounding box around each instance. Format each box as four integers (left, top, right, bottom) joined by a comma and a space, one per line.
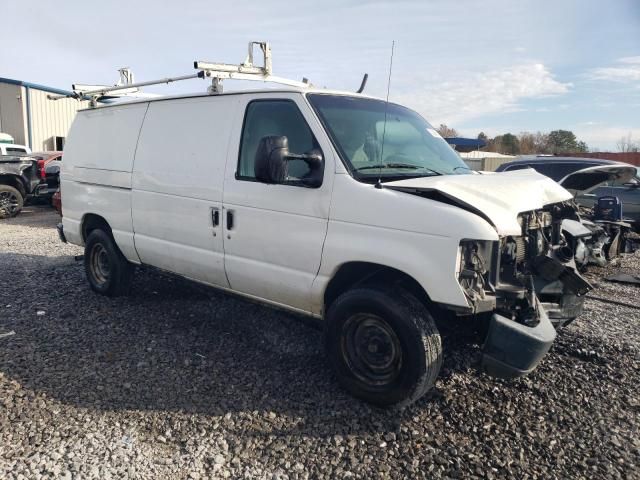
1, 206, 639, 479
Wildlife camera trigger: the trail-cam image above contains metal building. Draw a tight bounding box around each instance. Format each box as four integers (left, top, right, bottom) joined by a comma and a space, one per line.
0, 77, 91, 151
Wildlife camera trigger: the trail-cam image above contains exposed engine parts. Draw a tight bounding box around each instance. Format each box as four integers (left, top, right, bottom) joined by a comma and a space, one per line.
458, 201, 593, 328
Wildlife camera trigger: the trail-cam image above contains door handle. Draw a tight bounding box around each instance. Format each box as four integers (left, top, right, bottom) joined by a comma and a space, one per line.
211, 208, 220, 226
226, 210, 234, 230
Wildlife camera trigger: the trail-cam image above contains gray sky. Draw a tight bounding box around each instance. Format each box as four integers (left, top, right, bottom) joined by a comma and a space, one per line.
2, 0, 639, 149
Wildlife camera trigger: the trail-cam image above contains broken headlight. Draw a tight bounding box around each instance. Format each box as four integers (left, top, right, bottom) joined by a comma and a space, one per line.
457, 240, 495, 302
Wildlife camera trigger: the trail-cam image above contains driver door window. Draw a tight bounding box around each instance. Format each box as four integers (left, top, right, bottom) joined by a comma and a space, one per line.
237, 100, 321, 183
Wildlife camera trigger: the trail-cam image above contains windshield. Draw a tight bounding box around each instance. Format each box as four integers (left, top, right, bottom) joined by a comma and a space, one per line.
307, 94, 470, 182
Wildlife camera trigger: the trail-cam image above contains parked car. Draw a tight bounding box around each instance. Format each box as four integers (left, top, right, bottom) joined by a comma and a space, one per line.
30, 151, 63, 194
59, 90, 593, 407
496, 157, 640, 228
38, 156, 63, 202
0, 155, 40, 218
0, 143, 31, 156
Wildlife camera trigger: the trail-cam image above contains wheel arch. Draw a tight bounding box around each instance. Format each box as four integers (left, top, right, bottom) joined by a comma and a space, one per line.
0, 175, 27, 198
324, 261, 434, 312
81, 213, 113, 242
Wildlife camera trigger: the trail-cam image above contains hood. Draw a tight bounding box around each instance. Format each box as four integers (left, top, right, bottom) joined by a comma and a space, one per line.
384, 169, 572, 236
558, 164, 637, 194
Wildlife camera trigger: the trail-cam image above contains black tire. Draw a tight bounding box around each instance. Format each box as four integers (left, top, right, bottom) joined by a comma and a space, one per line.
0, 185, 24, 219
325, 285, 442, 408
84, 229, 134, 297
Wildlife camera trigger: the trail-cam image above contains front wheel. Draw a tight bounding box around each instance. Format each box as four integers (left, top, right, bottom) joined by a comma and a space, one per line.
0, 185, 24, 219
84, 229, 133, 297
325, 285, 443, 408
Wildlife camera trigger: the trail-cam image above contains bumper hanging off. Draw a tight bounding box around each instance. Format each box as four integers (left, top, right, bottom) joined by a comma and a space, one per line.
481, 300, 556, 378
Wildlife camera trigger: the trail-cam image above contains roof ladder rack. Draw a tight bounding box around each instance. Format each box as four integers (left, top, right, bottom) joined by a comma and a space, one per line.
195, 41, 311, 93
48, 41, 312, 107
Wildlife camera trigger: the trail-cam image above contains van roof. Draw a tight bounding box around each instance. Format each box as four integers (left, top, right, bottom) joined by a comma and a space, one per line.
80, 87, 383, 112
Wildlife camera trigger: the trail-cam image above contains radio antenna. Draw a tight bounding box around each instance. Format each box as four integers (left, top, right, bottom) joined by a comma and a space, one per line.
376, 40, 395, 189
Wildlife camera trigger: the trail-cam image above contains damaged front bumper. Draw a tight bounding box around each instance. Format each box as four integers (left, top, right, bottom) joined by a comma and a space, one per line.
481, 298, 556, 378
456, 205, 594, 377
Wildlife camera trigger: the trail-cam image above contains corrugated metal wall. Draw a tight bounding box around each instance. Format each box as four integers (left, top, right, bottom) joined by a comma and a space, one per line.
28, 88, 90, 151
0, 83, 27, 145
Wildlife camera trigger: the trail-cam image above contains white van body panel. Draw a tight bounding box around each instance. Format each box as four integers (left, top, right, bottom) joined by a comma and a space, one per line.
66, 105, 148, 174
131, 96, 237, 288
61, 103, 148, 262
222, 92, 335, 311
309, 173, 499, 314
386, 170, 573, 236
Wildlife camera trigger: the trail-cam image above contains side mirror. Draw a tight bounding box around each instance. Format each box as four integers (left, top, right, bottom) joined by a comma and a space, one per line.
297, 149, 324, 188
254, 136, 289, 184
254, 136, 324, 187
623, 181, 640, 189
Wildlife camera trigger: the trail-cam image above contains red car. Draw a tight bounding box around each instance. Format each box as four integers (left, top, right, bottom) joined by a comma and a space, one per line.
30, 151, 63, 182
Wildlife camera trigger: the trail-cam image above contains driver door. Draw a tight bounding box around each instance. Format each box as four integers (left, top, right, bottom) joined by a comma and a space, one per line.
221, 93, 335, 312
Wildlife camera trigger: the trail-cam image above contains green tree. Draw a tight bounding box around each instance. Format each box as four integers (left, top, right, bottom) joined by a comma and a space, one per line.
494, 133, 520, 155
547, 129, 588, 154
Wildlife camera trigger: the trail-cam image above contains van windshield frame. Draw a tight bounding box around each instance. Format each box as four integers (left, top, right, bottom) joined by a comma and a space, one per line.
306, 93, 470, 183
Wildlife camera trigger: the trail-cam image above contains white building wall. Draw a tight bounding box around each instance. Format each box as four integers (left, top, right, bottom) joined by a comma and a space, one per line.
0, 83, 27, 145
28, 88, 90, 151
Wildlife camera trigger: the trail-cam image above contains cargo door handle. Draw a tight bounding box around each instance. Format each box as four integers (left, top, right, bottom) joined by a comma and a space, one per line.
211, 208, 220, 226
226, 210, 234, 230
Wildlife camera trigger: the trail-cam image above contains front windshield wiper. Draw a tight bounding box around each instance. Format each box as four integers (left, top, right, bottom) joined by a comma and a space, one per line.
354, 163, 443, 176
355, 163, 419, 170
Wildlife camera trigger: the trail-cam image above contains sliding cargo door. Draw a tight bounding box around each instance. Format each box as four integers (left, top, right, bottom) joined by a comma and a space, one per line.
131, 96, 237, 288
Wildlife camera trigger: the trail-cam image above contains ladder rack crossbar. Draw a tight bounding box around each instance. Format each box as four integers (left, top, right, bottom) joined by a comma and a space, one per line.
47, 41, 312, 105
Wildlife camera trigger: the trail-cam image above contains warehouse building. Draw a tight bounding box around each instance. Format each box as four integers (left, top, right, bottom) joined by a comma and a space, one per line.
0, 77, 92, 151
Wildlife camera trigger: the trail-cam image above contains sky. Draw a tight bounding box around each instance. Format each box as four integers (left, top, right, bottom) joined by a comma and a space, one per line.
1, 0, 639, 151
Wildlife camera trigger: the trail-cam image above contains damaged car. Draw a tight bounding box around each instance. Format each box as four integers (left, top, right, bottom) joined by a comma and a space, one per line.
60, 87, 596, 407
558, 164, 638, 262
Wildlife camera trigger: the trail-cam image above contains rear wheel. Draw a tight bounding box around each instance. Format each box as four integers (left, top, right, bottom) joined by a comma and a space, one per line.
325, 285, 442, 408
0, 185, 24, 219
84, 229, 133, 296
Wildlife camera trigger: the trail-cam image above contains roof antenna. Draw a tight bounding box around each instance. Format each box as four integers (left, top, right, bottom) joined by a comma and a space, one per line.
356, 73, 368, 93
376, 40, 395, 190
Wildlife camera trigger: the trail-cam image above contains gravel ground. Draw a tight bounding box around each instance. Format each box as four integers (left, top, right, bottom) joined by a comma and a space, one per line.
1, 206, 639, 479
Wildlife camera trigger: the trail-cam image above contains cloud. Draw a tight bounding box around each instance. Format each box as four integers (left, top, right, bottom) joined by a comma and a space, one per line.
393, 63, 571, 125
588, 56, 640, 83
572, 124, 640, 151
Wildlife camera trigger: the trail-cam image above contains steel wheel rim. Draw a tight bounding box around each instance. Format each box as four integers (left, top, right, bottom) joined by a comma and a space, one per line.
90, 243, 111, 285
0, 191, 19, 216
341, 313, 403, 386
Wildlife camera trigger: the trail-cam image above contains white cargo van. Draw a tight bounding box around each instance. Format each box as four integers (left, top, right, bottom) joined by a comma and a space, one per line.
59, 87, 593, 407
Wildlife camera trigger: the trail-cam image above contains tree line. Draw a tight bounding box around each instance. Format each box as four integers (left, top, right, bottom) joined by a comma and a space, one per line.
616, 133, 639, 153
436, 125, 589, 155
